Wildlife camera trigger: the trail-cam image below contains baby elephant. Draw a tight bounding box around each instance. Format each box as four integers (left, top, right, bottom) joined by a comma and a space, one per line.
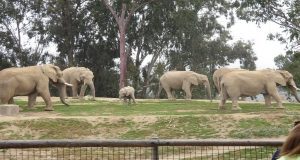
119, 86, 136, 104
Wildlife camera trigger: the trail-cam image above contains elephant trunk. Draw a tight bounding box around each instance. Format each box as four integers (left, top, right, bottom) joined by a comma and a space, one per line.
88, 82, 96, 100
289, 85, 300, 103
58, 84, 69, 106
56, 78, 72, 106
79, 84, 87, 98
80, 82, 96, 100
204, 81, 212, 102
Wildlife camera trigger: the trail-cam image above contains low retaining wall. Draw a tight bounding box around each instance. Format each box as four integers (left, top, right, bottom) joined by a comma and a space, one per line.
0, 104, 19, 116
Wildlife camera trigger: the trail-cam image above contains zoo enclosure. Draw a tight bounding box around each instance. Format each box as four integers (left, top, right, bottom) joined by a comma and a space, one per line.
0, 139, 282, 160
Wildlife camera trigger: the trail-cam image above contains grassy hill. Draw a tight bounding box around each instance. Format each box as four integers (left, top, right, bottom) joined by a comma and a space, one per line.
0, 98, 299, 140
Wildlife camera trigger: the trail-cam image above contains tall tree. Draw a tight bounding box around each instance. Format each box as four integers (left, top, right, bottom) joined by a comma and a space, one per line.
0, 0, 48, 66
44, 0, 86, 67
101, 0, 155, 89
236, 0, 300, 50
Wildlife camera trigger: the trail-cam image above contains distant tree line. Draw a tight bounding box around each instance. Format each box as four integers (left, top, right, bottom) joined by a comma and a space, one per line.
3, 0, 298, 98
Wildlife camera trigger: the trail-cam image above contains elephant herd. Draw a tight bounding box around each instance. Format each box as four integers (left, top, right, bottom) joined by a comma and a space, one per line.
0, 64, 299, 111
0, 64, 95, 111
158, 68, 300, 110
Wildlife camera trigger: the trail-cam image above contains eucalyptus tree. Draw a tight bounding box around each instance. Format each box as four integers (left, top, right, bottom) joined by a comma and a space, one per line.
163, 0, 257, 73
42, 0, 90, 67
45, 0, 120, 96
0, 0, 48, 66
101, 0, 156, 89
237, 0, 300, 50
125, 0, 257, 97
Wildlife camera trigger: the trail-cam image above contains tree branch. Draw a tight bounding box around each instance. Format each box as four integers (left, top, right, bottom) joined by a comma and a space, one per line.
125, 0, 157, 29
2, 21, 19, 49
101, 0, 119, 22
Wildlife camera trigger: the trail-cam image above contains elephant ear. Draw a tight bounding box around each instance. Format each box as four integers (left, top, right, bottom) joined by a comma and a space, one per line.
42, 64, 62, 82
74, 71, 84, 82
182, 74, 198, 90
78, 74, 85, 81
274, 70, 292, 86
188, 74, 199, 85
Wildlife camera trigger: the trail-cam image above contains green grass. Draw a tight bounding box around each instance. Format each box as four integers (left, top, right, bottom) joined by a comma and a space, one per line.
186, 147, 277, 160
15, 99, 300, 116
0, 99, 297, 140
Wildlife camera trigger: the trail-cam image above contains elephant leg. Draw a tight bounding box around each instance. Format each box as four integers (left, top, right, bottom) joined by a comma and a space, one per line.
131, 94, 136, 104
71, 83, 79, 99
123, 97, 127, 103
263, 94, 272, 107
0, 97, 10, 104
270, 92, 283, 108
182, 86, 192, 100
231, 97, 241, 110
128, 97, 132, 104
28, 92, 38, 109
171, 90, 176, 100
164, 87, 174, 100
8, 98, 14, 104
266, 85, 284, 108
37, 87, 53, 111
218, 87, 227, 110
219, 97, 226, 110
1, 92, 14, 104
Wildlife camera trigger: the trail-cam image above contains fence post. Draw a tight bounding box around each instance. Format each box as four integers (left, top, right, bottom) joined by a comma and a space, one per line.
151, 136, 159, 160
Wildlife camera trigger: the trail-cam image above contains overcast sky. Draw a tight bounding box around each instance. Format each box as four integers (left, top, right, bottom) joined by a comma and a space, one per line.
227, 20, 286, 69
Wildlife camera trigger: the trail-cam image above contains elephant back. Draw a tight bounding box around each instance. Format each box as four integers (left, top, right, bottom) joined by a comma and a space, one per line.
63, 67, 92, 73
0, 66, 44, 80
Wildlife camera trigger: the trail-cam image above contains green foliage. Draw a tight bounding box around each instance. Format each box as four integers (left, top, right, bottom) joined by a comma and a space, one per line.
274, 51, 300, 85
229, 118, 289, 138
195, 147, 276, 160
237, 0, 300, 49
0, 0, 261, 98
0, 0, 46, 66
14, 119, 94, 139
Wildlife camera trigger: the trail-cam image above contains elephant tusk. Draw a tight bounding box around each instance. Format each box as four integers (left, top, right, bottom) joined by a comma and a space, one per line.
292, 86, 300, 91
65, 83, 73, 87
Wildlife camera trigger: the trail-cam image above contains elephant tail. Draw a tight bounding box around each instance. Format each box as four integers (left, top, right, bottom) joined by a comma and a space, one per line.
220, 81, 228, 100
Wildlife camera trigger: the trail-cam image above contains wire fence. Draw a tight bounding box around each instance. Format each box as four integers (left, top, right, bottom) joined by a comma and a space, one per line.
0, 139, 282, 160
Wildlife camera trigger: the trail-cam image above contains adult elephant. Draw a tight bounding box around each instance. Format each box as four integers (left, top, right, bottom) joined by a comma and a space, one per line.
213, 67, 247, 94
157, 71, 212, 101
0, 64, 72, 111
219, 69, 300, 110
62, 67, 95, 100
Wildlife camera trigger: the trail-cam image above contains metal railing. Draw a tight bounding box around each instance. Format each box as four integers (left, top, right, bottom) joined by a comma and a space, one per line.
0, 139, 283, 160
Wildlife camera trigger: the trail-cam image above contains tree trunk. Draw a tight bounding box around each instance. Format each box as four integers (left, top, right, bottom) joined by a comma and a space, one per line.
101, 0, 151, 89
119, 27, 127, 89
63, 0, 74, 67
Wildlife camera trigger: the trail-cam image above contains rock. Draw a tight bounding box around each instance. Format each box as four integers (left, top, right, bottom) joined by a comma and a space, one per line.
0, 104, 19, 116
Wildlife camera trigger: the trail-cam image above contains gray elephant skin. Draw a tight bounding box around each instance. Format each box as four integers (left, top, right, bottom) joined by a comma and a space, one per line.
0, 64, 71, 111
63, 67, 95, 100
213, 67, 246, 94
157, 71, 212, 101
119, 86, 136, 104
219, 69, 300, 110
